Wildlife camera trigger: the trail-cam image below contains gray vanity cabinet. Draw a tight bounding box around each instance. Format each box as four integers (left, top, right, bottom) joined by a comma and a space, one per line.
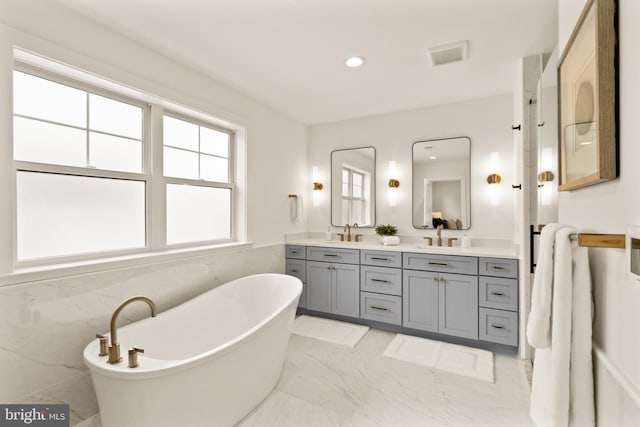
402, 269, 439, 332
285, 245, 307, 308
305, 246, 360, 318
478, 257, 519, 346
438, 273, 479, 340
287, 245, 518, 349
306, 261, 332, 313
402, 253, 479, 340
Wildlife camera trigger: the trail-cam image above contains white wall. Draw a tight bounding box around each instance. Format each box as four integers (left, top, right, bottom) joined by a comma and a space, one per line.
558, 0, 640, 425
308, 94, 515, 239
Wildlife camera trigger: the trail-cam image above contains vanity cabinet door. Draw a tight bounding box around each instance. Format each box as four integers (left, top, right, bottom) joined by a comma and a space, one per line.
402, 269, 439, 332
438, 273, 478, 339
332, 263, 360, 317
306, 261, 332, 313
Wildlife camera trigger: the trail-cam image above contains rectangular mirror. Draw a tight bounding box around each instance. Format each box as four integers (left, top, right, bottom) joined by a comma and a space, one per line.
331, 147, 375, 227
412, 137, 470, 230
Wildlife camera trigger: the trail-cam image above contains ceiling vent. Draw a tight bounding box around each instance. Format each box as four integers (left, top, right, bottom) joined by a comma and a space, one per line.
428, 40, 469, 66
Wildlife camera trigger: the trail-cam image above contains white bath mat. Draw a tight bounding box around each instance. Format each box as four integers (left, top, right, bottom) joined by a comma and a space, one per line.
292, 315, 369, 347
383, 334, 494, 383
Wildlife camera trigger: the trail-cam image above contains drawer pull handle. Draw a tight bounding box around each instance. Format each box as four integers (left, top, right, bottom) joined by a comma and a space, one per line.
323, 254, 341, 258
428, 262, 449, 266
371, 257, 391, 261
491, 324, 506, 330
291, 269, 299, 273
291, 251, 299, 254
371, 278, 391, 284
370, 306, 390, 312
490, 291, 505, 296
491, 266, 506, 270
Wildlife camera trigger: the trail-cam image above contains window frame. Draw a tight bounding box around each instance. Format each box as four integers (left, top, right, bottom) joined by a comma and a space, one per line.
161, 110, 236, 249
11, 62, 239, 268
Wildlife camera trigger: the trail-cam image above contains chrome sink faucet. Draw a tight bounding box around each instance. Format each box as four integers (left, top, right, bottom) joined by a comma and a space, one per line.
107, 296, 157, 364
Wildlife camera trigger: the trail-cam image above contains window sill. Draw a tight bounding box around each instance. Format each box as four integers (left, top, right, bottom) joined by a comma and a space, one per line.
0, 242, 268, 287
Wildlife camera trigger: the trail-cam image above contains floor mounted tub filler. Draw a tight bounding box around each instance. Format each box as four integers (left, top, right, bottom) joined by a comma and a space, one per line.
83, 273, 303, 427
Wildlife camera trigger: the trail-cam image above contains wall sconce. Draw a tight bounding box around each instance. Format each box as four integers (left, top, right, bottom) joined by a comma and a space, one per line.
487, 152, 501, 206
486, 152, 502, 184
312, 166, 322, 207
537, 171, 555, 187
388, 161, 400, 207
312, 167, 323, 191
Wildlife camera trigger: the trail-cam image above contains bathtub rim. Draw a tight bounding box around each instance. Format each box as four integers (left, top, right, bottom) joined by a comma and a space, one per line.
83, 273, 302, 380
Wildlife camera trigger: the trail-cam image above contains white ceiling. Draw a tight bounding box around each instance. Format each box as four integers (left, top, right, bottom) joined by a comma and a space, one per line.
55, 0, 558, 125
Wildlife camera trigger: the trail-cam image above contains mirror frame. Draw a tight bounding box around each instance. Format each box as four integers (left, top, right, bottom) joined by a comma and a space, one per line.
330, 146, 376, 227
411, 136, 471, 230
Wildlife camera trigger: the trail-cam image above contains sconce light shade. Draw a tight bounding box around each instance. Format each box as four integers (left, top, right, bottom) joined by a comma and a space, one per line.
388, 179, 400, 188
538, 171, 555, 183
312, 166, 323, 191
486, 173, 502, 184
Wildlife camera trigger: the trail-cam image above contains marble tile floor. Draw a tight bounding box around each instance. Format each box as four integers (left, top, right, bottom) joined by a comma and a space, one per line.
78, 328, 534, 427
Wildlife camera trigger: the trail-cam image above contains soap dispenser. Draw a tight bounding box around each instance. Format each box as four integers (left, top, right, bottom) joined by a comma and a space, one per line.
325, 227, 332, 241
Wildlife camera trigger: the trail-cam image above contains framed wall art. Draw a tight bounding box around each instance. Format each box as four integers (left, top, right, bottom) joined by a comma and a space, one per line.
558, 0, 617, 191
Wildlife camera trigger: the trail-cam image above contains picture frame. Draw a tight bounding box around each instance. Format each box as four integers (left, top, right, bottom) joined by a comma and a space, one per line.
558, 0, 617, 191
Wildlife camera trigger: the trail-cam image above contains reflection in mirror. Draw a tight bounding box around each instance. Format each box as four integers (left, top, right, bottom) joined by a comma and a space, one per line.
331, 147, 375, 227
412, 137, 470, 230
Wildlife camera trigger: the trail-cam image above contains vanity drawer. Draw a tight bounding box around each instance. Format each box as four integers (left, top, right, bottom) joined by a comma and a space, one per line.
286, 259, 306, 283
479, 276, 518, 311
306, 246, 360, 264
479, 307, 518, 346
479, 257, 518, 279
360, 265, 402, 296
360, 250, 402, 268
286, 245, 306, 259
360, 292, 402, 325
403, 253, 478, 275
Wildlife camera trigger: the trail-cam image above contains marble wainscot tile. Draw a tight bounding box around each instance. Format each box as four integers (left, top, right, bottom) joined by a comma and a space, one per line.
20, 371, 98, 426
0, 269, 123, 402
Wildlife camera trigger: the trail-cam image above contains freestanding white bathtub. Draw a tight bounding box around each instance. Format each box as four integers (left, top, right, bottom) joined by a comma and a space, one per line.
84, 273, 302, 427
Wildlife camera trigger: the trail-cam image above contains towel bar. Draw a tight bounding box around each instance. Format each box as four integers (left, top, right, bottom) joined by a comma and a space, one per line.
569, 233, 625, 249
537, 225, 626, 249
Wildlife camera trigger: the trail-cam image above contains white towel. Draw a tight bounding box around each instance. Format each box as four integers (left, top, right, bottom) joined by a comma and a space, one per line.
527, 223, 571, 348
382, 236, 400, 246
289, 194, 303, 222
529, 225, 595, 427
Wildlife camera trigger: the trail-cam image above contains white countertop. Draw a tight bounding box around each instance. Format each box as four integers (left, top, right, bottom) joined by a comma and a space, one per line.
285, 238, 519, 259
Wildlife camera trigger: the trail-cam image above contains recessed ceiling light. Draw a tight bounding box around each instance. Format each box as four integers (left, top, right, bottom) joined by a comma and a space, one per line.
429, 156, 437, 160
345, 56, 366, 68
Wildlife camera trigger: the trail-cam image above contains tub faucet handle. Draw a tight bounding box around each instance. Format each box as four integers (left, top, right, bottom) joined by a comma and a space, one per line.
96, 334, 108, 357
128, 347, 144, 368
